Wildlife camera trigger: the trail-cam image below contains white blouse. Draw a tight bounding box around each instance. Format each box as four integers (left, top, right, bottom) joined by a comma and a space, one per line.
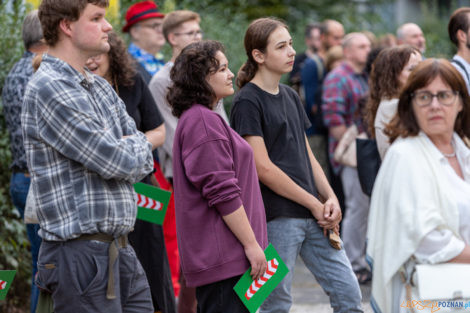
414, 141, 470, 263
374, 98, 398, 160
393, 137, 470, 313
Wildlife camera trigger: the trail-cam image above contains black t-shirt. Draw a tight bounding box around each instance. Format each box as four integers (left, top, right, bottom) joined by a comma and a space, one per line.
118, 73, 163, 132
230, 82, 318, 221
117, 73, 163, 184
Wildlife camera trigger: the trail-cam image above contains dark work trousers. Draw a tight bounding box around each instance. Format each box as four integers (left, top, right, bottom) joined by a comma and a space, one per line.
196, 275, 248, 313
36, 239, 153, 313
129, 219, 176, 313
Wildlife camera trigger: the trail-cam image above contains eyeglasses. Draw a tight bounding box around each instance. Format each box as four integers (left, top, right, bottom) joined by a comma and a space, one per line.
173, 30, 203, 38
411, 90, 459, 107
138, 23, 163, 31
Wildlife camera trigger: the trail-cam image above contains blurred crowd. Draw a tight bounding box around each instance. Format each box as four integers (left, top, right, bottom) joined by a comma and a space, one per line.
3, 1, 470, 313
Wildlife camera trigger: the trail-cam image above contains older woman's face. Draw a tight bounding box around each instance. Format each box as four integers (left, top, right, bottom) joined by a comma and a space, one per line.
412, 75, 462, 141
85, 53, 110, 79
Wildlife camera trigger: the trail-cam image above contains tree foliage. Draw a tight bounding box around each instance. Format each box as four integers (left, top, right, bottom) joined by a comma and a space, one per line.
0, 1, 33, 312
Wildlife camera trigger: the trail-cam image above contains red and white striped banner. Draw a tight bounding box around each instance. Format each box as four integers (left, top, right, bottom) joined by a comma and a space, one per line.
136, 193, 162, 211
245, 258, 279, 300
0, 280, 6, 290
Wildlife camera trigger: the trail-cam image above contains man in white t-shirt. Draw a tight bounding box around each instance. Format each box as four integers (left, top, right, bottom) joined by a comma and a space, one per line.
449, 7, 470, 94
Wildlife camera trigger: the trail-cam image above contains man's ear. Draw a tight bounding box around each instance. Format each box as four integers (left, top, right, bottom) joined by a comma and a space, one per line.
457, 29, 467, 44
59, 19, 73, 38
252, 49, 265, 64
168, 32, 177, 47
129, 26, 140, 42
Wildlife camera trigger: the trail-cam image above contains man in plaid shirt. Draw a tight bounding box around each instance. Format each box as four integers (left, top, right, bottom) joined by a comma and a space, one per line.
22, 0, 154, 311
322, 32, 371, 284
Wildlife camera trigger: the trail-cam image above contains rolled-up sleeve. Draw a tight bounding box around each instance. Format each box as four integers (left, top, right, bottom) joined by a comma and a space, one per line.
182, 139, 243, 216
414, 228, 465, 264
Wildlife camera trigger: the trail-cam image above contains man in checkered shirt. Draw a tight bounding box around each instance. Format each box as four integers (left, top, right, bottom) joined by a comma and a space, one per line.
22, 0, 154, 311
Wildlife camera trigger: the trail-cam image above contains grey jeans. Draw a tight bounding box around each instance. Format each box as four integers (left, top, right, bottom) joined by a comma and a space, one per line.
340, 166, 370, 272
36, 238, 153, 313
259, 217, 363, 313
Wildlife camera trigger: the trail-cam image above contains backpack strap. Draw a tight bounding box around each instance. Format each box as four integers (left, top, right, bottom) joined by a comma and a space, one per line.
452, 58, 470, 83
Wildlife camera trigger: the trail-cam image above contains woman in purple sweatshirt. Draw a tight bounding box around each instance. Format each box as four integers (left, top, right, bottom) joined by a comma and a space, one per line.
167, 40, 268, 313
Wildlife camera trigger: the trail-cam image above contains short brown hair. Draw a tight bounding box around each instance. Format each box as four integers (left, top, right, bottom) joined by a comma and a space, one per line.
39, 0, 109, 46
162, 10, 200, 43
448, 7, 470, 46
385, 58, 470, 143
324, 45, 343, 72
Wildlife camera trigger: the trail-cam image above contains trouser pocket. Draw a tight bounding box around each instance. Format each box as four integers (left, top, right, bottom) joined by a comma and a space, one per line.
36, 262, 57, 293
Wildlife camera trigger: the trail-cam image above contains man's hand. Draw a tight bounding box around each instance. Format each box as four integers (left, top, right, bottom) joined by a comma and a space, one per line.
318, 198, 342, 235
244, 242, 267, 281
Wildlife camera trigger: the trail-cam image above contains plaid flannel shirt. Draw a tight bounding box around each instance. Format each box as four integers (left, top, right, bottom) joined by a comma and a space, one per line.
22, 54, 154, 241
322, 62, 369, 174
2, 51, 34, 171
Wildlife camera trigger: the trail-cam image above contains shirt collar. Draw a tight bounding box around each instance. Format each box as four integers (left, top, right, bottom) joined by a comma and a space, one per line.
453, 55, 470, 69
23, 50, 34, 58
129, 42, 153, 59
419, 131, 470, 176
41, 53, 92, 87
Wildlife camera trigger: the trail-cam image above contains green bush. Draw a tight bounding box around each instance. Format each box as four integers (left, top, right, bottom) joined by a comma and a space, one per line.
0, 1, 33, 312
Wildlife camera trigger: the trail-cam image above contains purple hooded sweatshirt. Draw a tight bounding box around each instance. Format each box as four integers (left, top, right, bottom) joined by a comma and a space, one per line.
172, 104, 268, 287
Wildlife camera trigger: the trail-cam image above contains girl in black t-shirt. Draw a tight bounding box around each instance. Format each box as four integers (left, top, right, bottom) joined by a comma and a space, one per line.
230, 18, 363, 313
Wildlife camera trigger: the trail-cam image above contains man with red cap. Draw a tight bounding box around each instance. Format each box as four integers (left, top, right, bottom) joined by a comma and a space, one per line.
123, 1, 166, 83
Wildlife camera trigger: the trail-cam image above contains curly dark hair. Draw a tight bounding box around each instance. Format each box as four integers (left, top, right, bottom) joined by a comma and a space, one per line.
385, 58, 470, 143
365, 45, 420, 137
107, 31, 136, 88
167, 40, 224, 118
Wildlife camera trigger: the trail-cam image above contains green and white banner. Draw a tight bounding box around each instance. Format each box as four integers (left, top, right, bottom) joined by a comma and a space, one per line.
234, 244, 289, 313
0, 270, 16, 301
134, 182, 171, 225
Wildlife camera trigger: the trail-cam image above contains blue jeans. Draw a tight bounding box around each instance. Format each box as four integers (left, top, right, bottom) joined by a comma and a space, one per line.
10, 172, 41, 313
259, 217, 363, 313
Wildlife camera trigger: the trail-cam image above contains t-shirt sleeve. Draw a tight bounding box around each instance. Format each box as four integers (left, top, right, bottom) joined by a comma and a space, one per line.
291, 87, 311, 132
137, 74, 164, 132
230, 97, 264, 138
182, 138, 243, 216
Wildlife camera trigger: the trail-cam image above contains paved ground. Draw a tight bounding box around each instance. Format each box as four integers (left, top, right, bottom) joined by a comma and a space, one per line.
290, 257, 373, 313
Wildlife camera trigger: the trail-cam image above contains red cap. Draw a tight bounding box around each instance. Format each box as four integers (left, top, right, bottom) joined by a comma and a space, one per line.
122, 1, 165, 33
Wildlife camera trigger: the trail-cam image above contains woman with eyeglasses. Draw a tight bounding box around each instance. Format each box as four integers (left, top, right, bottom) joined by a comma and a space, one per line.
367, 59, 470, 312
